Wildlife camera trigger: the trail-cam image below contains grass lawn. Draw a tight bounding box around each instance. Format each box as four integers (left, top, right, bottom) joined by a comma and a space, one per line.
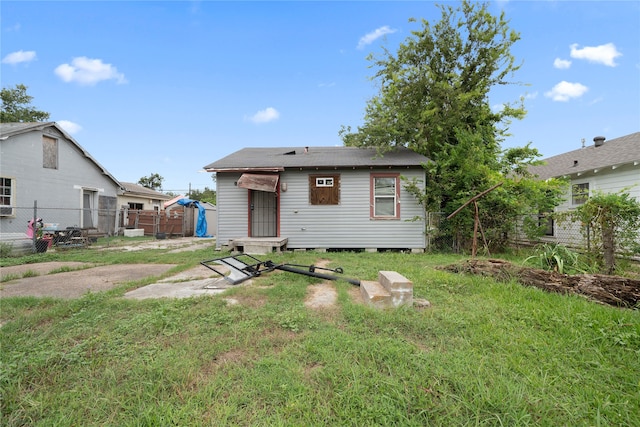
1, 242, 639, 426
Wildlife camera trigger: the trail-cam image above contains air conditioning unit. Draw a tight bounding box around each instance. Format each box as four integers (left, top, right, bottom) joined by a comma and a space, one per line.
0, 206, 14, 216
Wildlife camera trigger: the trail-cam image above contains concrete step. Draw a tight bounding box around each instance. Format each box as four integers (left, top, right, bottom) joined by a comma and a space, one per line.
379, 270, 413, 307
360, 280, 393, 309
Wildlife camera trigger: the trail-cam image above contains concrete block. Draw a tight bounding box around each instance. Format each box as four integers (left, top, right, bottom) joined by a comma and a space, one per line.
243, 244, 270, 255
379, 271, 413, 307
379, 271, 413, 292
124, 228, 145, 237
360, 280, 393, 309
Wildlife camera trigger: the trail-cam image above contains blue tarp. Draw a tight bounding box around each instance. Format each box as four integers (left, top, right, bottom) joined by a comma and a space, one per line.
177, 198, 212, 238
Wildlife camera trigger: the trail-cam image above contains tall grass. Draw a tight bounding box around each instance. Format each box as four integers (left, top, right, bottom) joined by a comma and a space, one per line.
1, 248, 639, 426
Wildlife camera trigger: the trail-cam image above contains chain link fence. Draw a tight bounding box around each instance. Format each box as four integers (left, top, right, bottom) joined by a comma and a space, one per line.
1, 202, 119, 256
426, 211, 639, 258
510, 212, 640, 259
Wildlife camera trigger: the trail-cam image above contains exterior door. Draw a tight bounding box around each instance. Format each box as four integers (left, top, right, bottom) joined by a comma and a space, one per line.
82, 191, 95, 228
250, 190, 277, 237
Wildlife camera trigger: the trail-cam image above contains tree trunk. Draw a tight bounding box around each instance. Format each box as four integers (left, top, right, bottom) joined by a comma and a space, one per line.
602, 224, 615, 274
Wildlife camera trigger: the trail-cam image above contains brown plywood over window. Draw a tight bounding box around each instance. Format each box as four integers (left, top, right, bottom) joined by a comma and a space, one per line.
238, 174, 279, 192
43, 136, 58, 169
309, 174, 340, 205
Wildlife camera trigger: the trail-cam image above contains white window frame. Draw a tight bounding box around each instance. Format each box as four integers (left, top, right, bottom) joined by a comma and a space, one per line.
315, 177, 334, 187
0, 177, 15, 217
572, 182, 589, 205
370, 173, 400, 219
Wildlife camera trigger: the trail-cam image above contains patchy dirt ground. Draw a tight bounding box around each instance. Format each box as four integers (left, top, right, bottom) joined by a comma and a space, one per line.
0, 263, 178, 299
0, 237, 357, 308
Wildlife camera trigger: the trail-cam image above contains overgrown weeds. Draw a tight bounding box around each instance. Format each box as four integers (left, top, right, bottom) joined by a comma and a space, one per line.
524, 243, 594, 274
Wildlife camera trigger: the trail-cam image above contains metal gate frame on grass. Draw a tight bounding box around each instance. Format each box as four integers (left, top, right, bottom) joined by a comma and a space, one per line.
200, 254, 361, 287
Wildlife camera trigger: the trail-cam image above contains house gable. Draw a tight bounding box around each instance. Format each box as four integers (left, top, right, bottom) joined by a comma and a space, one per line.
0, 122, 122, 234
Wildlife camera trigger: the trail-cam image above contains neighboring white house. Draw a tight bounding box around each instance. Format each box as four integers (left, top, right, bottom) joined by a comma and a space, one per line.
203, 146, 429, 252
0, 122, 123, 239
529, 132, 640, 247
119, 181, 171, 211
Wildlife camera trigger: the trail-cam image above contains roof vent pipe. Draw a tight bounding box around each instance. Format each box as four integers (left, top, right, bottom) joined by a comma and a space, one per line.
594, 136, 606, 147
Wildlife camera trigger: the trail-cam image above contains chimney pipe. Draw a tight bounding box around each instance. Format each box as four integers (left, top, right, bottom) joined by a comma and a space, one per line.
593, 136, 605, 147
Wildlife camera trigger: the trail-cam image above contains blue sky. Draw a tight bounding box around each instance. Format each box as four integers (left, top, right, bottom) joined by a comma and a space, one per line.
2, 1, 639, 194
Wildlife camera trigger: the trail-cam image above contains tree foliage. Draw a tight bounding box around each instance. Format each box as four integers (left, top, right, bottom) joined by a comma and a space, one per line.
558, 190, 640, 274
1, 84, 50, 123
189, 187, 217, 205
341, 1, 564, 251
138, 173, 164, 191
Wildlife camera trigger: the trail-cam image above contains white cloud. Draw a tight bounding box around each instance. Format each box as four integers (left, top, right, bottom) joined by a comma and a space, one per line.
5, 23, 21, 32
357, 25, 397, 50
54, 57, 127, 85
2, 50, 36, 65
248, 107, 280, 124
57, 120, 82, 135
569, 43, 622, 67
553, 58, 571, 69
544, 81, 588, 102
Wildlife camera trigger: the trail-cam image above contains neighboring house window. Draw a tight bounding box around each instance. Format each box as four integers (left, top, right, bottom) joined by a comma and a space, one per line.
572, 183, 589, 205
128, 202, 143, 210
538, 214, 554, 236
371, 173, 400, 219
43, 136, 58, 169
309, 174, 340, 205
0, 177, 15, 216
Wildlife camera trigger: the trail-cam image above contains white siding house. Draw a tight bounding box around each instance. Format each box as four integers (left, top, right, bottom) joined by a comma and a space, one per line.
529, 133, 640, 247
204, 146, 429, 252
0, 122, 123, 238
118, 182, 171, 211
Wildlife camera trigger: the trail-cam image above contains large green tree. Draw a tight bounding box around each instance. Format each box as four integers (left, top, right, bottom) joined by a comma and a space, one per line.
341, 1, 564, 251
1, 84, 50, 122
189, 187, 217, 205
138, 173, 164, 191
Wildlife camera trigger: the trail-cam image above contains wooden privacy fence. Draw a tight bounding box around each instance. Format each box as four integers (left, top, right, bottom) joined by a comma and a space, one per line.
120, 206, 195, 237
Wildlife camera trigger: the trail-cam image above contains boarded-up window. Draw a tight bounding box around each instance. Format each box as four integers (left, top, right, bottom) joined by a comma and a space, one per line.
43, 136, 58, 169
309, 174, 340, 205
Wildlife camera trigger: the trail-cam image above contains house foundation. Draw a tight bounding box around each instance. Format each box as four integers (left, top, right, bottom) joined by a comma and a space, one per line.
231, 237, 288, 255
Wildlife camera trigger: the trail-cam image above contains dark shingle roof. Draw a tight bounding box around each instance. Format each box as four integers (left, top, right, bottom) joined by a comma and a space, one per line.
529, 132, 640, 180
203, 146, 429, 172
0, 122, 47, 137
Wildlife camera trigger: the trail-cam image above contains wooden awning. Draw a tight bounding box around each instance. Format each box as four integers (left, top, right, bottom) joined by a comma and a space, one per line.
237, 173, 279, 192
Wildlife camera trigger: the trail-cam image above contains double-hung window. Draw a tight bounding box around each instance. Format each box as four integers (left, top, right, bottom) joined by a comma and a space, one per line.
0, 177, 15, 216
371, 173, 400, 219
572, 183, 589, 205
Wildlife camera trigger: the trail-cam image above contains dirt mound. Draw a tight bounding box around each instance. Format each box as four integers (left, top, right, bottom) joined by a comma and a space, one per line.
440, 258, 640, 308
